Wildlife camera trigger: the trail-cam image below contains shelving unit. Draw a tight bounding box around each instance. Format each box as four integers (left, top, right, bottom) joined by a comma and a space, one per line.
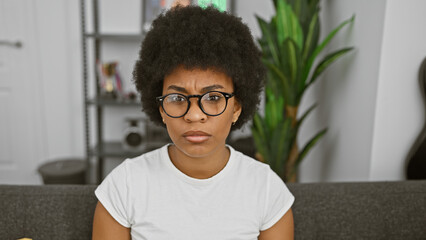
84, 33, 145, 41
80, 0, 236, 184
80, 0, 159, 184
86, 98, 141, 106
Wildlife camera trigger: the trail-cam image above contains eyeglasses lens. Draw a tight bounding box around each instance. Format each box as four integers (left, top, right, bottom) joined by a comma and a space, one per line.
163, 94, 187, 117
201, 92, 227, 116
162, 92, 227, 117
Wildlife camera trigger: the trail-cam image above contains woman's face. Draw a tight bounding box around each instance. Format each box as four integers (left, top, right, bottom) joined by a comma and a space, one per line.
160, 66, 241, 159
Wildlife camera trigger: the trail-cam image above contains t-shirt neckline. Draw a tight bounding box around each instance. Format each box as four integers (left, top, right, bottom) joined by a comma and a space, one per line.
160, 143, 236, 186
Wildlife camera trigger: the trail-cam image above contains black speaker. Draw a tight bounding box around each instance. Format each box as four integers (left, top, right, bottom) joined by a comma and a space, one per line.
122, 118, 144, 151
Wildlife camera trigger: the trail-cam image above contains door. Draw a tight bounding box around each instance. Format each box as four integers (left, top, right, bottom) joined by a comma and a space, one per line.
0, 0, 45, 184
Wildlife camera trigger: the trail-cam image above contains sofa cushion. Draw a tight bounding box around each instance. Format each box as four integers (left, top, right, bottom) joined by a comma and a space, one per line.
287, 180, 426, 240
1, 181, 425, 239
0, 185, 97, 240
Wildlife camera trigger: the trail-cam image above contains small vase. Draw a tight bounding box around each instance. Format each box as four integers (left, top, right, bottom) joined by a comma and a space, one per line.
406, 57, 426, 179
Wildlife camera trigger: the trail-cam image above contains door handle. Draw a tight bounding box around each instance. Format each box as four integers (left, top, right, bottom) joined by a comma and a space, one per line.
0, 40, 22, 48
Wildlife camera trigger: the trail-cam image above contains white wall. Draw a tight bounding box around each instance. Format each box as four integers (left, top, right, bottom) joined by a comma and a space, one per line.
298, 0, 387, 182
369, 0, 426, 181
299, 0, 426, 182
234, 1, 274, 38
0, 0, 84, 184
34, 0, 84, 161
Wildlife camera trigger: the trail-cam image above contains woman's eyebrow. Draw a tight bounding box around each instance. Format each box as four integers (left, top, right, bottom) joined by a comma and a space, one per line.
167, 85, 188, 93
201, 84, 224, 92
166, 84, 224, 93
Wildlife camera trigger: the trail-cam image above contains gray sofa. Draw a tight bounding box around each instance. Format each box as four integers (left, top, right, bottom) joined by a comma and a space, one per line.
1, 181, 425, 239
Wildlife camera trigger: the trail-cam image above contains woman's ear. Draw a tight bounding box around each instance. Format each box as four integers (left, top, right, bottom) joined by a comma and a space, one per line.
159, 106, 166, 124
232, 99, 242, 123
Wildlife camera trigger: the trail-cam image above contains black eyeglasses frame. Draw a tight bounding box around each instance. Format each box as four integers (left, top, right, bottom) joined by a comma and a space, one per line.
156, 91, 235, 118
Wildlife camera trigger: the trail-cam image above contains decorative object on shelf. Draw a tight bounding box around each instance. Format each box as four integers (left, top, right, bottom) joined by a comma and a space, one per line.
126, 91, 138, 101
198, 0, 210, 9
406, 57, 426, 180
143, 0, 191, 32
172, 0, 191, 8
97, 60, 123, 99
251, 0, 355, 182
122, 117, 169, 153
198, 0, 226, 12
123, 118, 145, 151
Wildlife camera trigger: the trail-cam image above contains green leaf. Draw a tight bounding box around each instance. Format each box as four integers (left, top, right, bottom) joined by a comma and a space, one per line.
252, 128, 267, 163
256, 15, 280, 65
296, 103, 317, 129
302, 12, 319, 62
287, 128, 327, 179
292, 0, 302, 18
264, 89, 274, 128
295, 128, 327, 167
264, 88, 286, 136
276, 38, 303, 105
307, 0, 320, 17
265, 100, 276, 128
272, 0, 278, 9
277, 119, 293, 164
302, 15, 355, 85
281, 38, 302, 86
276, 0, 290, 45
297, 11, 320, 99
262, 59, 292, 103
252, 114, 271, 163
276, 0, 304, 49
253, 114, 266, 141
270, 119, 292, 176
211, 0, 227, 12
307, 47, 353, 87
198, 0, 210, 9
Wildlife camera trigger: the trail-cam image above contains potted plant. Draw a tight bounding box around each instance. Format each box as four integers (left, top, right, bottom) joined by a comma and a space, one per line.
251, 0, 354, 182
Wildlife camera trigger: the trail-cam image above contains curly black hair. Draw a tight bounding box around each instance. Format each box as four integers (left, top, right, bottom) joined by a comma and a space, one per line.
133, 5, 265, 130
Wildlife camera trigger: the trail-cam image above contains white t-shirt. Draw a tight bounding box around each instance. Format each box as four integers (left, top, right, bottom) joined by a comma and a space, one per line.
95, 144, 294, 240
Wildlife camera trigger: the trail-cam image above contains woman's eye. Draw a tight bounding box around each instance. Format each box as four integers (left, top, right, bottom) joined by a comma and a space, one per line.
169, 95, 185, 102
205, 94, 222, 102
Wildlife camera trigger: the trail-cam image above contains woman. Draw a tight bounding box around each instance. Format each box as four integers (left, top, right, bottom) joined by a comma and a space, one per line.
92, 5, 294, 240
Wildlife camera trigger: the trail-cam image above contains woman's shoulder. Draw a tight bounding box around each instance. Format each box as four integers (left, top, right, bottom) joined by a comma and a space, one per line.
119, 144, 169, 174
229, 146, 272, 177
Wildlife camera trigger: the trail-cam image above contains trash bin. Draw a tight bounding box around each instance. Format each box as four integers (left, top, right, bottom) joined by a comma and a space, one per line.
38, 158, 86, 184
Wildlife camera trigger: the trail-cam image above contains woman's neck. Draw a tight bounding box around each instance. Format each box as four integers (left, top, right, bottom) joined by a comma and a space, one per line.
168, 144, 230, 179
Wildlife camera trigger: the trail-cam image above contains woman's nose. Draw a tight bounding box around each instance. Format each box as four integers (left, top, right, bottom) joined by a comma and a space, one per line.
183, 98, 207, 122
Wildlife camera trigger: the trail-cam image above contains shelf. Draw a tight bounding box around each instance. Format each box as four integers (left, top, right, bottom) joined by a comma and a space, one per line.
89, 141, 169, 158
84, 33, 144, 41
86, 98, 141, 106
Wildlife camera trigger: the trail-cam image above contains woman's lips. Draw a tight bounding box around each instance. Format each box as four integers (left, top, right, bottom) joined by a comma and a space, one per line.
183, 131, 211, 143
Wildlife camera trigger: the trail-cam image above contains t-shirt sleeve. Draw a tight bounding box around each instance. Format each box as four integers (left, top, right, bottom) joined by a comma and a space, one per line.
260, 167, 295, 231
95, 160, 131, 228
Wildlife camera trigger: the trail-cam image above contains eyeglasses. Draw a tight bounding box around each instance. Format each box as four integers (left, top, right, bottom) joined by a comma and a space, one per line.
156, 91, 235, 118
